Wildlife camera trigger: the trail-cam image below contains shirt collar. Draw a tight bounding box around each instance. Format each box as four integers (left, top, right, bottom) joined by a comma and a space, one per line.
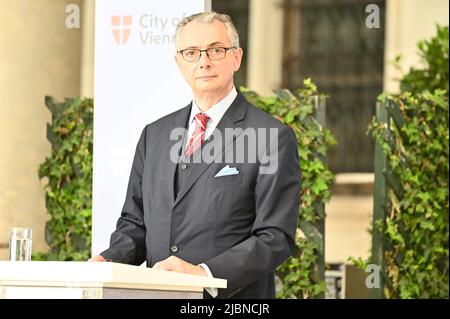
189, 86, 238, 126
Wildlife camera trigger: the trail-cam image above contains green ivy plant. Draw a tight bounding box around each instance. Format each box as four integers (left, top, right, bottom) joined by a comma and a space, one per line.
34, 96, 93, 261
365, 25, 449, 298
369, 90, 449, 298
399, 25, 449, 94
242, 78, 337, 298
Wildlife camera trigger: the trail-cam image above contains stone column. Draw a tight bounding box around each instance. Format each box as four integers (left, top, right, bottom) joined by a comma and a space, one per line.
0, 0, 82, 258
247, 0, 284, 96
383, 0, 449, 93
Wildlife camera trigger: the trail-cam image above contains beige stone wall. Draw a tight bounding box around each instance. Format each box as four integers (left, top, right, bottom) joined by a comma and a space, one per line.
325, 194, 373, 264
0, 0, 82, 259
247, 0, 283, 96
80, 0, 95, 99
384, 0, 449, 93
325, 174, 375, 264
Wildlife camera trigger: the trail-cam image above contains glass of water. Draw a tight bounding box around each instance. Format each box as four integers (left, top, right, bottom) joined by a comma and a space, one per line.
9, 227, 32, 261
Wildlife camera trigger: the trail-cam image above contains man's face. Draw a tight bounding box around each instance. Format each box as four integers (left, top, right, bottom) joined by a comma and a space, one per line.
175, 20, 243, 96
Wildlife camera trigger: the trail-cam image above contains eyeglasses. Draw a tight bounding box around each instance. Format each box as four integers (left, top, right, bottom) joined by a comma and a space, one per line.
177, 47, 236, 62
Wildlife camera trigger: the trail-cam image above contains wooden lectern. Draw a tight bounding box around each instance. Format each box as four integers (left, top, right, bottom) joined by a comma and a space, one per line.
0, 261, 226, 299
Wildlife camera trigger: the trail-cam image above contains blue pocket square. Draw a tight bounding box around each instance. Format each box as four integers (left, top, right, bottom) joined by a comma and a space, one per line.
214, 165, 240, 177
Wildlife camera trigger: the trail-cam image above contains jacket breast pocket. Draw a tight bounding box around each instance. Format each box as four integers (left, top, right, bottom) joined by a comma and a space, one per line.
206, 173, 243, 187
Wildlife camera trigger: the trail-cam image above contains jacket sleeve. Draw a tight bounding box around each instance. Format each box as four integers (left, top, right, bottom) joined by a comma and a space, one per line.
100, 126, 148, 265
204, 125, 301, 296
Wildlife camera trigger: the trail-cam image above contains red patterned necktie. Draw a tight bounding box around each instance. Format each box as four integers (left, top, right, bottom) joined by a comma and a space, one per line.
185, 112, 210, 156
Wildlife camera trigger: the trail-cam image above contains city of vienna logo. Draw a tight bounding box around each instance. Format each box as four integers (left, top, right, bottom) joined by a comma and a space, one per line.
111, 15, 132, 45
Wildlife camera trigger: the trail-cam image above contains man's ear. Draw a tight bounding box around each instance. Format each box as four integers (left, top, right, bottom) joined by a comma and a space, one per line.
233, 47, 243, 72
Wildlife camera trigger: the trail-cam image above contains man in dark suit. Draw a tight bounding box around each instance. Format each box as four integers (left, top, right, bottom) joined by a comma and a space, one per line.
90, 11, 300, 299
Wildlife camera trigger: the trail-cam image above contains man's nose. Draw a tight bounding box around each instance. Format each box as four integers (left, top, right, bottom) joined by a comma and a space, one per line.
198, 51, 212, 68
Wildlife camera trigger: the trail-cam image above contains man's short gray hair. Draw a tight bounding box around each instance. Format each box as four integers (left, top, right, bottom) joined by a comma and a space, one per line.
174, 11, 240, 51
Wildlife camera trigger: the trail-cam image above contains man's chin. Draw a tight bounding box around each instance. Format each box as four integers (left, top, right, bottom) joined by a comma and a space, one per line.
194, 83, 218, 92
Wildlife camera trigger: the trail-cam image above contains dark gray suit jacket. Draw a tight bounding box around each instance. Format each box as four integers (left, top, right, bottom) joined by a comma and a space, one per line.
101, 92, 301, 298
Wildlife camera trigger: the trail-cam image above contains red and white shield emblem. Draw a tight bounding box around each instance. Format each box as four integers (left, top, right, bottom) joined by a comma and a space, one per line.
111, 15, 132, 45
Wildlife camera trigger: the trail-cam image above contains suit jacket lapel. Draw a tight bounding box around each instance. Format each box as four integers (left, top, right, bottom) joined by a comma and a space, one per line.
164, 103, 191, 205
173, 93, 248, 208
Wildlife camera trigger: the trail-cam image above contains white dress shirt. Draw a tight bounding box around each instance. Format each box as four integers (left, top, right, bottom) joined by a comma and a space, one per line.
184, 86, 238, 150
186, 86, 238, 298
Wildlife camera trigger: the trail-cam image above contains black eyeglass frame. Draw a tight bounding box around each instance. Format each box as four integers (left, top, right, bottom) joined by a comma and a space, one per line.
177, 47, 237, 62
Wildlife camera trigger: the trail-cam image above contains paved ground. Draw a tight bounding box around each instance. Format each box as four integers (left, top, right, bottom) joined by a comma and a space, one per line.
325, 194, 373, 264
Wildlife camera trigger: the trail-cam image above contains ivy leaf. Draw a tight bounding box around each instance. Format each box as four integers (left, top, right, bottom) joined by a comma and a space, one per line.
311, 179, 328, 195
285, 110, 295, 124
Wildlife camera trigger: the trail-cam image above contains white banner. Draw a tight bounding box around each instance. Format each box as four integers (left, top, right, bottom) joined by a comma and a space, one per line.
93, 0, 211, 255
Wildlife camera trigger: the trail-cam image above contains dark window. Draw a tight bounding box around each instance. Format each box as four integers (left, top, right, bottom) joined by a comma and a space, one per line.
283, 0, 386, 172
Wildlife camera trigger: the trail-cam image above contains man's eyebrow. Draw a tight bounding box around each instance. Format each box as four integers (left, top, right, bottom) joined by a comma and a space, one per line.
208, 42, 226, 47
